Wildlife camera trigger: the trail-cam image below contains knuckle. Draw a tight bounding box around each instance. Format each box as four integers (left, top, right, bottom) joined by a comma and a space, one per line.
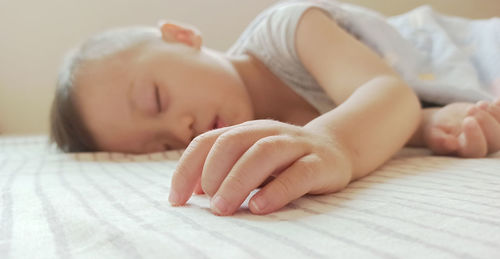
240, 120, 260, 126
272, 177, 294, 198
216, 130, 242, 144
296, 158, 319, 182
474, 110, 491, 123
490, 108, 500, 120
477, 100, 489, 107
472, 113, 484, 123
254, 137, 287, 153
269, 157, 322, 199
224, 174, 247, 193
254, 139, 276, 153
212, 131, 245, 151
189, 134, 210, 150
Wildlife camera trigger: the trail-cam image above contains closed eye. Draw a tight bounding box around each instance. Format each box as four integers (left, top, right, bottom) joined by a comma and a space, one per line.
154, 85, 162, 113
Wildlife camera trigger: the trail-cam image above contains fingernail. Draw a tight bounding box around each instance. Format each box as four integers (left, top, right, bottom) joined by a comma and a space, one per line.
467, 106, 477, 115
211, 195, 229, 215
169, 191, 180, 205
251, 195, 268, 213
477, 101, 489, 110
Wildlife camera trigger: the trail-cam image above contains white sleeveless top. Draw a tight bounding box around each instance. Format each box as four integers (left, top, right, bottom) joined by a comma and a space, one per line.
227, 0, 499, 113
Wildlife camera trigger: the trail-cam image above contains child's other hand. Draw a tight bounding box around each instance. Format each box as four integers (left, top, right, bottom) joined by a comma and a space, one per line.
168, 119, 352, 216
424, 100, 500, 157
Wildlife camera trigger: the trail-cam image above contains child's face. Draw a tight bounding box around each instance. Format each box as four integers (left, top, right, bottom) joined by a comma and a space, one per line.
75, 40, 254, 153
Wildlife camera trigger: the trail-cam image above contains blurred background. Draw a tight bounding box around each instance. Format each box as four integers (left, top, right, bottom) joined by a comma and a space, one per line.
0, 0, 499, 135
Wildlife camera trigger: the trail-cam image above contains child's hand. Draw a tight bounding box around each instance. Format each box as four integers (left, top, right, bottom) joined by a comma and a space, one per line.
168, 119, 352, 216
424, 100, 500, 157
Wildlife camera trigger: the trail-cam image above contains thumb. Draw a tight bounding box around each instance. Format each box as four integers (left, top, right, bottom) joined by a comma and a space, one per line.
458, 117, 488, 158
426, 126, 459, 155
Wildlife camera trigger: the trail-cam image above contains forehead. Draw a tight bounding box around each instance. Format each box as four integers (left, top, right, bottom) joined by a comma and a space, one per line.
75, 49, 135, 102
74, 52, 142, 152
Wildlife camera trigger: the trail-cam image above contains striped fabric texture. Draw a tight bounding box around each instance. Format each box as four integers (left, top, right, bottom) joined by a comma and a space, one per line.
0, 136, 499, 259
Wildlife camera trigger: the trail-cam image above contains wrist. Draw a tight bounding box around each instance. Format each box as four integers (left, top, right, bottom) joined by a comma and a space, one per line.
303, 123, 354, 184
407, 107, 439, 147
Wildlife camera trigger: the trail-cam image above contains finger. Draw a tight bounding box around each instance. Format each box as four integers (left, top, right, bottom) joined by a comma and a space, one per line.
248, 155, 322, 215
468, 108, 500, 153
486, 100, 500, 123
169, 120, 284, 205
475, 100, 490, 110
458, 117, 488, 158
426, 126, 459, 155
193, 178, 204, 195
169, 127, 232, 206
201, 124, 286, 197
210, 136, 308, 216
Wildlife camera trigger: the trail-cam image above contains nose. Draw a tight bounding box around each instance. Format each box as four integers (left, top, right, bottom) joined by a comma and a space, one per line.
175, 114, 195, 146
158, 113, 195, 150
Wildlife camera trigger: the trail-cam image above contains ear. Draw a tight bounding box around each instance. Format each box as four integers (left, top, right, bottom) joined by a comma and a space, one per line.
159, 21, 202, 50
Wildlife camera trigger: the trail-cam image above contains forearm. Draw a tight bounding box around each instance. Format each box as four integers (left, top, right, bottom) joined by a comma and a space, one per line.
406, 107, 440, 147
306, 75, 421, 181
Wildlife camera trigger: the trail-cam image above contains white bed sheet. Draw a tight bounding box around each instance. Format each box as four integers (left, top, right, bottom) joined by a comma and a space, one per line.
0, 136, 499, 259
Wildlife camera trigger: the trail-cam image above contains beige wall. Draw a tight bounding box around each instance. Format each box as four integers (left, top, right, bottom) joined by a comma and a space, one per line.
0, 0, 498, 134
342, 0, 499, 18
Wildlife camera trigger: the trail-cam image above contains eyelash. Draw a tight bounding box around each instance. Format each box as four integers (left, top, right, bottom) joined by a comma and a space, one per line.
154, 85, 162, 113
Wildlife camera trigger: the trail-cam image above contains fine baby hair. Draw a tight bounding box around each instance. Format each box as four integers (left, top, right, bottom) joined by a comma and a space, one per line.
50, 27, 160, 152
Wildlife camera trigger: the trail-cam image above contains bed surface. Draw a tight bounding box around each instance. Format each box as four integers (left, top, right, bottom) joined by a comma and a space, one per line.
0, 136, 499, 259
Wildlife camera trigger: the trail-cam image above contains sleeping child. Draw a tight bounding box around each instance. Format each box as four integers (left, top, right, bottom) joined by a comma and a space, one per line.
50, 0, 500, 216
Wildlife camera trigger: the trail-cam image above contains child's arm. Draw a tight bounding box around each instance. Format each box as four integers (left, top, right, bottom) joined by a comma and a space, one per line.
296, 8, 421, 180
169, 8, 421, 216
304, 76, 420, 180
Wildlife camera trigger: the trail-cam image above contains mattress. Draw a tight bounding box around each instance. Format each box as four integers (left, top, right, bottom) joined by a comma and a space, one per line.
0, 136, 499, 259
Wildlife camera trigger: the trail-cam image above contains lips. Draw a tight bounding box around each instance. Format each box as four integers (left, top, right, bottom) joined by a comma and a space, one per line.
211, 116, 226, 130
216, 116, 226, 129
211, 116, 218, 130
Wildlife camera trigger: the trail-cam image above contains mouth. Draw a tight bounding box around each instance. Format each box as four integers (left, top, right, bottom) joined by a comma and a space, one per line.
211, 116, 226, 130
212, 117, 218, 130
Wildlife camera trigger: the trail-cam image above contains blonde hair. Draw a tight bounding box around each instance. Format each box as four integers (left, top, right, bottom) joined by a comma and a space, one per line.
50, 26, 160, 152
